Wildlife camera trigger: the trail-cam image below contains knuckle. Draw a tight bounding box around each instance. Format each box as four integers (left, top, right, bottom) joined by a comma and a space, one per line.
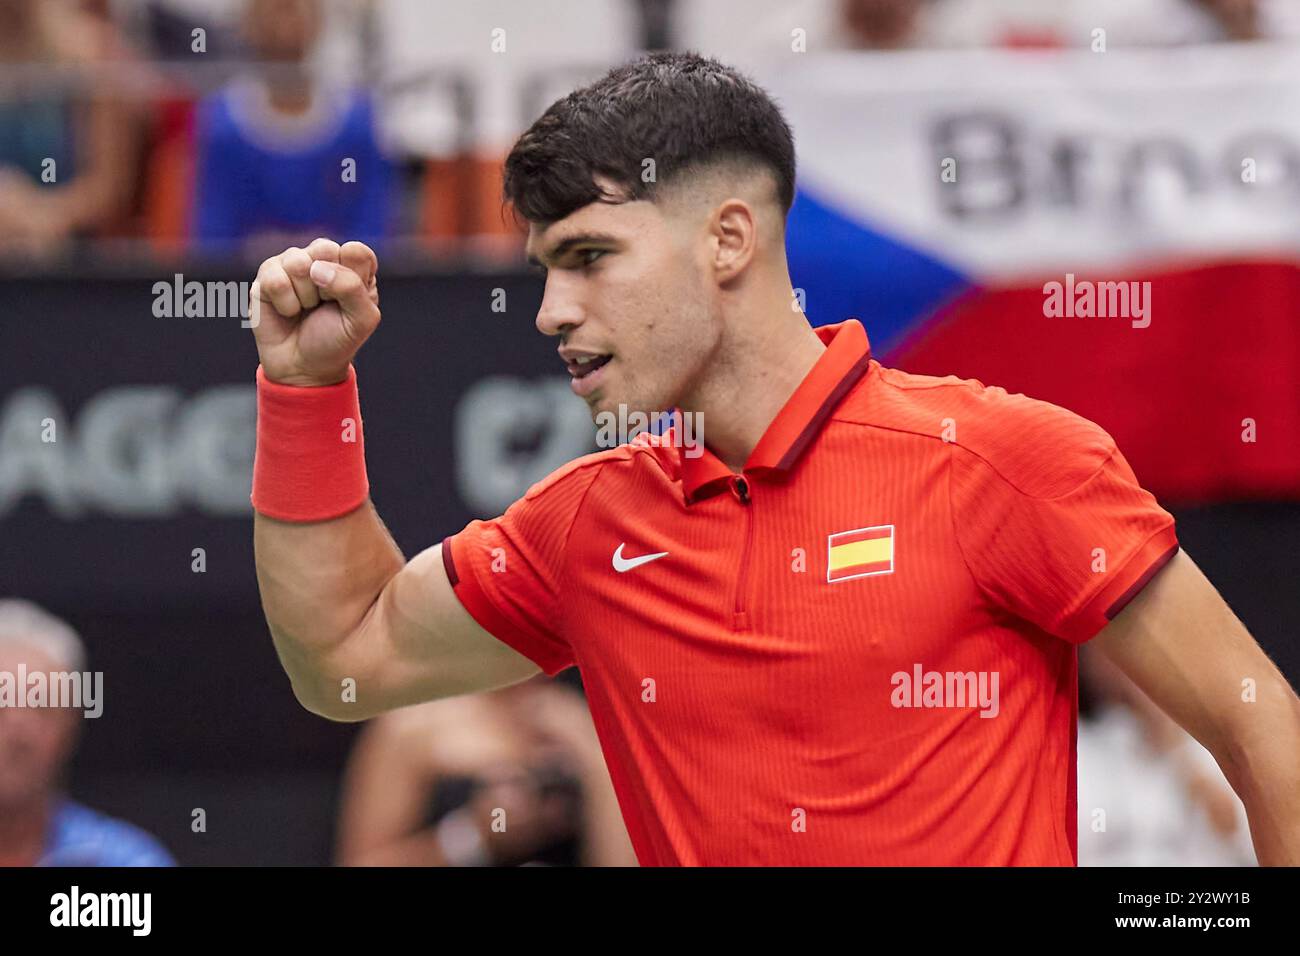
261, 271, 292, 296
343, 240, 375, 262
308, 237, 340, 259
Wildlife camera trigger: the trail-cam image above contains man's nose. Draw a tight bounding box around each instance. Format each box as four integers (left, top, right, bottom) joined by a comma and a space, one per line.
535, 274, 584, 337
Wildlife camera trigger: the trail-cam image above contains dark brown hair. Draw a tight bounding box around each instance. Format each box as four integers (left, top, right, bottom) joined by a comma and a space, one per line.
503, 52, 796, 226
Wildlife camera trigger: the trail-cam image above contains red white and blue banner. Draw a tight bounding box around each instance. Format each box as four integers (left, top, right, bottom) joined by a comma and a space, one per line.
768, 46, 1300, 503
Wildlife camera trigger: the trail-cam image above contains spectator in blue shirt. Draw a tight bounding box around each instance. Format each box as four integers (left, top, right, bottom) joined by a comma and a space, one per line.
191, 0, 393, 256
0, 599, 174, 867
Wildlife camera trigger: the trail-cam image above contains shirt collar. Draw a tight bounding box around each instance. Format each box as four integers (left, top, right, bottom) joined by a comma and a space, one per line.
679, 319, 873, 503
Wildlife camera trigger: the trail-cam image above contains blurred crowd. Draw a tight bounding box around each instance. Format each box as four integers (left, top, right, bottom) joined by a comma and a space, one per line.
0, 0, 1296, 263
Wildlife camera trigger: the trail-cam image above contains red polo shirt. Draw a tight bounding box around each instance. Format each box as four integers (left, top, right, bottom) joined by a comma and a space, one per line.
442, 319, 1179, 865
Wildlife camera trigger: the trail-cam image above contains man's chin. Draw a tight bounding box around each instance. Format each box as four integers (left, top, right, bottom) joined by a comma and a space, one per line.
577, 379, 620, 419
584, 393, 615, 422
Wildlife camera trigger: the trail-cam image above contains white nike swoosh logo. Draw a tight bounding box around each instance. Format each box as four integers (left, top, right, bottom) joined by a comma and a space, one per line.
612, 543, 669, 573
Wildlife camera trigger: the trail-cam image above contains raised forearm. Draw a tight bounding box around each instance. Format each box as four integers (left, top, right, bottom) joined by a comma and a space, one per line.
254, 500, 404, 702
247, 242, 536, 717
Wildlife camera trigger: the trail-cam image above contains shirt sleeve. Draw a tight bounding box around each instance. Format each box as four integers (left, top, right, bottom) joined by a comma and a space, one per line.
950, 437, 1179, 644
440, 460, 602, 676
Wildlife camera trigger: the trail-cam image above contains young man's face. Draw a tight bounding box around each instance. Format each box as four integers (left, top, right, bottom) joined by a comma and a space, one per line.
526, 188, 722, 422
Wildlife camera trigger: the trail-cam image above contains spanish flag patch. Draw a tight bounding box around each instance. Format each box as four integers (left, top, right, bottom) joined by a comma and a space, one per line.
827, 525, 894, 582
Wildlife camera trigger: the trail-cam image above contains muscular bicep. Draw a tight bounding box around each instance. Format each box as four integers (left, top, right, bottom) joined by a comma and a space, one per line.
321, 543, 540, 720
1091, 548, 1291, 757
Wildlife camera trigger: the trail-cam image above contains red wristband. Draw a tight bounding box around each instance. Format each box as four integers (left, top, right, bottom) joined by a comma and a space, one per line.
250, 365, 370, 522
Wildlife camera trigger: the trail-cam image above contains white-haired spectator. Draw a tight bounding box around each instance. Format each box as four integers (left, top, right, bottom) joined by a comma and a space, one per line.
0, 599, 86, 671
0, 599, 174, 867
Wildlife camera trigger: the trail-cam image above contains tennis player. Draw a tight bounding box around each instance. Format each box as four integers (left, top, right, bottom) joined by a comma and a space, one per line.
248, 53, 1300, 865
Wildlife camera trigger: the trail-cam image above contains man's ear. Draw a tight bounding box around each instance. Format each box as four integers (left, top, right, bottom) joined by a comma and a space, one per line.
711, 198, 759, 283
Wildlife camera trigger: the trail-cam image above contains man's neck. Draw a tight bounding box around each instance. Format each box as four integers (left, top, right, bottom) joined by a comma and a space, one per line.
682, 307, 827, 472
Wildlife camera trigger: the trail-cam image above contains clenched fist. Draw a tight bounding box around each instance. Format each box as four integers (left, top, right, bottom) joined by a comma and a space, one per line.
249, 238, 381, 387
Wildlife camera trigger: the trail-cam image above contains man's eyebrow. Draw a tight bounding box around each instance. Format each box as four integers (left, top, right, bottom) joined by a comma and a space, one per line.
526, 232, 620, 269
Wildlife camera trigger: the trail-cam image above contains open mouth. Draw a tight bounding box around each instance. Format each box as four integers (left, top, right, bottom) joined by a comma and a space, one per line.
566, 354, 613, 379
563, 352, 614, 399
